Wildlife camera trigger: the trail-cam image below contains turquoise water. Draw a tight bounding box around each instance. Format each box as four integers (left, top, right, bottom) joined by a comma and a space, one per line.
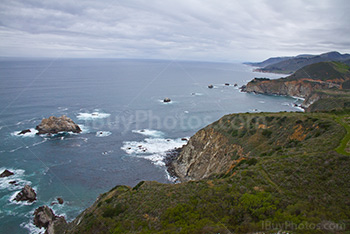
0, 58, 300, 233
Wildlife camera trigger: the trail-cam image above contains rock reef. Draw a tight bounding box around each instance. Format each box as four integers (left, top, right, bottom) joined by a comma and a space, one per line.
36, 115, 81, 134
13, 185, 37, 203
0, 169, 14, 177
33, 205, 67, 234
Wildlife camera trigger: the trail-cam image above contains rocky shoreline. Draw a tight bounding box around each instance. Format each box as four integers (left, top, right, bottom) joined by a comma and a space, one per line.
164, 148, 182, 181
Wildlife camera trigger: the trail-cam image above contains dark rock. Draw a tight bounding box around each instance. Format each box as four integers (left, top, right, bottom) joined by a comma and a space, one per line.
225, 83, 230, 86
14, 185, 37, 202
140, 129, 145, 132
34, 206, 55, 229
0, 169, 14, 177
181, 138, 188, 141
208, 85, 213, 89
57, 197, 64, 205
18, 129, 31, 135
234, 83, 238, 87
33, 205, 68, 234
35, 115, 81, 135
9, 181, 16, 185
163, 98, 171, 103
164, 148, 182, 180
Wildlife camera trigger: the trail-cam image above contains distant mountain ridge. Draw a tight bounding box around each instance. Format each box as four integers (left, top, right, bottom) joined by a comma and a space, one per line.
245, 51, 350, 74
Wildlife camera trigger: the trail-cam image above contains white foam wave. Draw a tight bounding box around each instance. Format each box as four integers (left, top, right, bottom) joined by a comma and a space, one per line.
9, 186, 37, 206
258, 100, 266, 104
77, 112, 110, 120
0, 168, 31, 191
121, 137, 187, 166
9, 146, 23, 153
11, 128, 38, 137
291, 96, 305, 101
191, 92, 203, 96
32, 138, 48, 146
158, 99, 175, 104
77, 124, 90, 134
58, 107, 69, 112
20, 220, 42, 234
294, 106, 305, 112
132, 129, 164, 138
96, 131, 112, 137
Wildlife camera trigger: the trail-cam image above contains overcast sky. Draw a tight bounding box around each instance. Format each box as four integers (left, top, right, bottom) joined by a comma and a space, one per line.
0, 0, 349, 62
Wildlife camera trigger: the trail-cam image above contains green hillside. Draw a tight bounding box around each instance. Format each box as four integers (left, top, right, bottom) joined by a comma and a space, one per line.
65, 111, 350, 234
287, 61, 350, 81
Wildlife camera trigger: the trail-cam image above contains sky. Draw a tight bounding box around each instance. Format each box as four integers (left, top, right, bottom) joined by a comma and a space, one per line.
0, 0, 349, 62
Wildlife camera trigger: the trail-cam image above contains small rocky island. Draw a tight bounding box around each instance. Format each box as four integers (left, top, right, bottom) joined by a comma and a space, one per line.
13, 185, 37, 203
35, 115, 81, 134
0, 169, 14, 177
34, 206, 68, 233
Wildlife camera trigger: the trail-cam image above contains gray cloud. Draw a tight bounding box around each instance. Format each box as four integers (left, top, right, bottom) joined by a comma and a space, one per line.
0, 0, 349, 61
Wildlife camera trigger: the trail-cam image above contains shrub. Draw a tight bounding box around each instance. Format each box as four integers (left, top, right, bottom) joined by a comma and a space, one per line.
262, 129, 272, 137
102, 203, 125, 218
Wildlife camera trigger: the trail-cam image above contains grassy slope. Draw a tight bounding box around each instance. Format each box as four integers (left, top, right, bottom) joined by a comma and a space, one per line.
67, 112, 350, 234
287, 61, 350, 81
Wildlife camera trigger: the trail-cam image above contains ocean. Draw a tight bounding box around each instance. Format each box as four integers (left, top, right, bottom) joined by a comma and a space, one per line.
0, 58, 301, 233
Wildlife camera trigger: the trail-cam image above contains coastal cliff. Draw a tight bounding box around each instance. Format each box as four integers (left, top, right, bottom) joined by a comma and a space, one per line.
172, 128, 247, 181
63, 111, 350, 233
243, 61, 350, 110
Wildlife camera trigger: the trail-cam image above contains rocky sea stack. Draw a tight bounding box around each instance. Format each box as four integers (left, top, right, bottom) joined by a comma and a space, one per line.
0, 169, 14, 178
36, 115, 81, 135
33, 205, 67, 234
13, 185, 37, 203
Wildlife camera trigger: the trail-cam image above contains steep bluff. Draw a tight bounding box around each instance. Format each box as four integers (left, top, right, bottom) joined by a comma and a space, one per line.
243, 62, 350, 109
171, 112, 345, 181
63, 111, 350, 233
172, 128, 247, 181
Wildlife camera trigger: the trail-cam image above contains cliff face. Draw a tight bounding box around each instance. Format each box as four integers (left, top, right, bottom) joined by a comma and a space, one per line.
172, 128, 247, 181
243, 79, 332, 98
243, 62, 350, 110
171, 112, 345, 182
63, 112, 350, 233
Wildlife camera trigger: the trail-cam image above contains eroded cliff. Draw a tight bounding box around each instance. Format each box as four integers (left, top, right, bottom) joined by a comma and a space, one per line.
63, 111, 350, 234
171, 112, 345, 181
243, 61, 350, 110
172, 128, 247, 181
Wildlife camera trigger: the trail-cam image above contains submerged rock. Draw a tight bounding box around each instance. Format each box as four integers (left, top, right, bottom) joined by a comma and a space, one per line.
18, 129, 31, 135
36, 115, 81, 135
0, 169, 14, 177
163, 98, 171, 103
34, 205, 67, 234
14, 185, 37, 202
